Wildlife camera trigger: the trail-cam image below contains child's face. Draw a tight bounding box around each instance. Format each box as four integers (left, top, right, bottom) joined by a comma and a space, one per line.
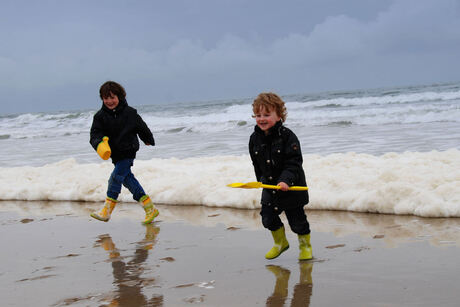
102, 93, 119, 110
254, 106, 281, 132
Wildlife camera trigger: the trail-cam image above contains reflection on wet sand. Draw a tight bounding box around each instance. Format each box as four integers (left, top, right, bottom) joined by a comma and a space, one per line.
94, 224, 163, 306
266, 262, 313, 307
3, 200, 460, 247
2, 201, 460, 306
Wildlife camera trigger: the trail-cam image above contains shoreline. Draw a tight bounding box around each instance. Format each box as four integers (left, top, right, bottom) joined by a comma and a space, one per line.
1, 201, 460, 306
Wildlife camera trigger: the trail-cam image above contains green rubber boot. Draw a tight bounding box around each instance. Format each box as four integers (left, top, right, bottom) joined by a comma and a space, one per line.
265, 226, 289, 259
140, 195, 159, 225
90, 197, 117, 222
298, 234, 313, 260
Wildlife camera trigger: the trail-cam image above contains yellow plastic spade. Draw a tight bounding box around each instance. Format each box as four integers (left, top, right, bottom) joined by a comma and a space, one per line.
97, 136, 111, 160
227, 182, 308, 191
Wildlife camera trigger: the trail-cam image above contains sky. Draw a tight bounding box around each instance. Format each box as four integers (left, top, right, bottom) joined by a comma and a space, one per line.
1, 0, 460, 115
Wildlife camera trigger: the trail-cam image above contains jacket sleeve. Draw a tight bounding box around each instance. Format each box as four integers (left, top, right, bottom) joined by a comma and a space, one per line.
249, 135, 262, 181
136, 112, 155, 146
278, 132, 303, 185
89, 112, 106, 151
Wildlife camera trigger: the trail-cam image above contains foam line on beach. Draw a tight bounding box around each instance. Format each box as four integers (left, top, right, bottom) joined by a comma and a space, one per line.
0, 149, 459, 217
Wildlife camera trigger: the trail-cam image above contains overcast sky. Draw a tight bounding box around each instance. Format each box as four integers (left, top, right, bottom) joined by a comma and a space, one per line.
1, 0, 460, 114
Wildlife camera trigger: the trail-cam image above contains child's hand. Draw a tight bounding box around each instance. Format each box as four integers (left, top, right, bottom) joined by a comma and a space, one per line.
277, 182, 289, 191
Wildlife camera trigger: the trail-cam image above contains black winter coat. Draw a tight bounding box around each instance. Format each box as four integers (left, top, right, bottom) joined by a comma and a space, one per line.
249, 121, 309, 209
90, 99, 155, 163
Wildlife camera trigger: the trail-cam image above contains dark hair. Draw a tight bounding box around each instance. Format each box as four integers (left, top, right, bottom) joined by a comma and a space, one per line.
99, 81, 126, 100
252, 92, 287, 122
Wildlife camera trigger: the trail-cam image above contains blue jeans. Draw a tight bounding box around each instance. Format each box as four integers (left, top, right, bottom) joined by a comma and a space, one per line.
107, 159, 145, 201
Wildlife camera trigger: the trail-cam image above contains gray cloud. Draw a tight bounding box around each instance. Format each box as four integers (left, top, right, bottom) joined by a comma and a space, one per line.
1, 0, 460, 114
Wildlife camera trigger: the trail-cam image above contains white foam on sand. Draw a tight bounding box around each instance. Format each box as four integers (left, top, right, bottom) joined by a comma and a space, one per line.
0, 149, 459, 217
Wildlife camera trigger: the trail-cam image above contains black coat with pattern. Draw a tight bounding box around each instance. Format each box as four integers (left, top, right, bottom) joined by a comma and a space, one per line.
249, 121, 309, 209
90, 99, 155, 163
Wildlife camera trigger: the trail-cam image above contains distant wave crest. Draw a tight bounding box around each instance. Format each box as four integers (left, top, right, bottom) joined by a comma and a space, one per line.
1, 84, 460, 139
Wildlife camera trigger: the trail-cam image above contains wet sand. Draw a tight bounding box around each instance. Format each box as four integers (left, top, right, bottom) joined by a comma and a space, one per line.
1, 201, 460, 307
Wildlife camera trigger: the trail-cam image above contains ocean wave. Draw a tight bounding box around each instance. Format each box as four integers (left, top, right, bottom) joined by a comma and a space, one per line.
324, 121, 353, 127
2, 83, 460, 139
1, 150, 458, 217
313, 103, 343, 109
289, 89, 460, 109
0, 111, 92, 139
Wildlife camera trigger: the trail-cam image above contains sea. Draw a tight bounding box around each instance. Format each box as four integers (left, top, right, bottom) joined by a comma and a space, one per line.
0, 82, 459, 217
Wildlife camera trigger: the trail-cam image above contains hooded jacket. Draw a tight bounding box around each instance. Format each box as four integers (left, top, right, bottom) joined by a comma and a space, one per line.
249, 121, 309, 209
90, 98, 155, 163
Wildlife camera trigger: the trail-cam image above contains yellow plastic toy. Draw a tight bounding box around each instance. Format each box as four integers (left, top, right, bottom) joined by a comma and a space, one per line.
227, 182, 308, 191
97, 136, 111, 160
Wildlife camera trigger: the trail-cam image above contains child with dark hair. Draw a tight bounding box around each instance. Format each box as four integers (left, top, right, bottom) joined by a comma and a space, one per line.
89, 81, 158, 224
249, 92, 312, 260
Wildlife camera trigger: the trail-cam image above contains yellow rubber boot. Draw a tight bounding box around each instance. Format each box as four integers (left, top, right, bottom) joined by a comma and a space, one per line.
298, 234, 313, 260
265, 226, 289, 259
140, 195, 159, 225
90, 197, 117, 222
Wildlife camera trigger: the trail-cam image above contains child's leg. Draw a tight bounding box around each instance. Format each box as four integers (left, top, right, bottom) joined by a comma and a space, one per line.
122, 172, 146, 202
261, 205, 289, 259
118, 161, 159, 224
285, 207, 312, 260
260, 205, 284, 231
90, 159, 131, 222
107, 159, 134, 200
284, 207, 310, 235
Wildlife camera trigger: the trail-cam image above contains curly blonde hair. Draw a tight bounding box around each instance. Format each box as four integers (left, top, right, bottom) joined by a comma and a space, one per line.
252, 92, 287, 122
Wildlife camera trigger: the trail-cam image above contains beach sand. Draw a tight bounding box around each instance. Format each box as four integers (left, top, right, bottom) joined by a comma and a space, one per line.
1, 201, 459, 307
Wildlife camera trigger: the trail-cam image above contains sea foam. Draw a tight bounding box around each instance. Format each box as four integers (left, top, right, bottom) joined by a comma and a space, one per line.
1, 150, 458, 217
